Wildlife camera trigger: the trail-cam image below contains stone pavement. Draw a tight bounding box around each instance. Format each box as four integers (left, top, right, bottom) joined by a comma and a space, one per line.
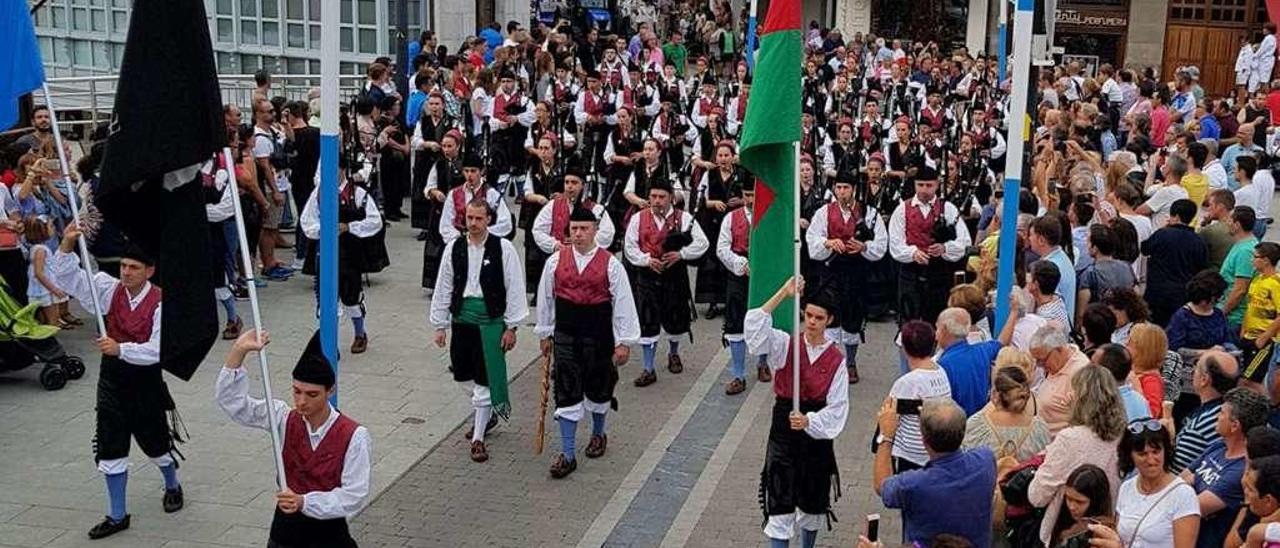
0, 219, 543, 548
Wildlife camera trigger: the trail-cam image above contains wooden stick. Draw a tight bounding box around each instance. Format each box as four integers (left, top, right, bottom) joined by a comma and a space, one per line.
534, 352, 552, 454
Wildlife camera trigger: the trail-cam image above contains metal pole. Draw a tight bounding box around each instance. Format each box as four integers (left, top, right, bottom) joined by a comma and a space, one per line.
791, 141, 801, 414
997, 0, 1008, 83
745, 0, 759, 75
222, 147, 287, 489
994, 0, 1035, 332
320, 0, 341, 405
41, 83, 106, 337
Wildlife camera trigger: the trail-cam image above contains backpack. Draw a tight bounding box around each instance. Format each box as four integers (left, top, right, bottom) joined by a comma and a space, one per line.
255, 129, 295, 171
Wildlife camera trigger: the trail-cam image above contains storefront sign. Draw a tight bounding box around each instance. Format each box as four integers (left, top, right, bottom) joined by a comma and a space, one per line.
1055, 8, 1129, 30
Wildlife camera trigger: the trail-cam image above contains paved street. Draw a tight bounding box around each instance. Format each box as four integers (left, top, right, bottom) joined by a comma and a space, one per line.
0, 215, 904, 547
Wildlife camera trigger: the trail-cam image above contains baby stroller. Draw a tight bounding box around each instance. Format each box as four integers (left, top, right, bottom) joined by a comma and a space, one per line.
0, 279, 85, 390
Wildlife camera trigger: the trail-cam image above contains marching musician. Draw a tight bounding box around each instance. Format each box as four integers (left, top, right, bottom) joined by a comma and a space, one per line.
806, 172, 889, 384
694, 141, 745, 320
624, 178, 709, 387
888, 162, 973, 324
421, 130, 466, 290
520, 134, 564, 293
717, 178, 769, 394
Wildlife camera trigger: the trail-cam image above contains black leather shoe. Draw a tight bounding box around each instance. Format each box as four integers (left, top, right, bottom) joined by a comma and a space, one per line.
88, 515, 130, 539
163, 486, 184, 513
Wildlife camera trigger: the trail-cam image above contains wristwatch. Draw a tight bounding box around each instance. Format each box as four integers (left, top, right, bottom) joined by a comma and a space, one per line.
876, 433, 894, 446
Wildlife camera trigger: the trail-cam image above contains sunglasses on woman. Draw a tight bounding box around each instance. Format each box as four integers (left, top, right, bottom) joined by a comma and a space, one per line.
1127, 418, 1165, 434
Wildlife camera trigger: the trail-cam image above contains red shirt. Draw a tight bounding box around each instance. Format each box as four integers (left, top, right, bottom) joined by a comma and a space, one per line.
1268, 91, 1280, 126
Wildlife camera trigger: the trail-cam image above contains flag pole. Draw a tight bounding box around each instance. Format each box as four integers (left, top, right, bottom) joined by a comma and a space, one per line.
745, 0, 759, 75
995, 0, 1036, 332
319, 0, 341, 406
41, 83, 106, 337
791, 140, 801, 414
222, 147, 287, 489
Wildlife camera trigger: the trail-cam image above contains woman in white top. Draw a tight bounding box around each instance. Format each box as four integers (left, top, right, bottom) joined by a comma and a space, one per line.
886, 320, 951, 471
1114, 420, 1200, 548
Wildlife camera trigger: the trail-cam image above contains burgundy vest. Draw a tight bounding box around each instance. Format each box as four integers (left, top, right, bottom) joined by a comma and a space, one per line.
699, 96, 718, 118
549, 197, 597, 243
553, 248, 611, 305
106, 284, 162, 344
584, 91, 605, 117
826, 204, 860, 241
904, 198, 942, 248
736, 93, 749, 121
772, 341, 843, 403
920, 106, 945, 131
729, 208, 751, 255
282, 411, 360, 495
492, 91, 519, 124
638, 209, 680, 258
451, 185, 488, 230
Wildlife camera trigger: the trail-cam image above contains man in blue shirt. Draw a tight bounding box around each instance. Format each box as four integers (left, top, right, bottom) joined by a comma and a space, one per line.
1029, 216, 1077, 327
1182, 387, 1269, 548
935, 307, 1017, 416
875, 398, 995, 547
1198, 102, 1222, 140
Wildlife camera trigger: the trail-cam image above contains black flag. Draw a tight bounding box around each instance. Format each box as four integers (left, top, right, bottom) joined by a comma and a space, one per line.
95, 0, 223, 381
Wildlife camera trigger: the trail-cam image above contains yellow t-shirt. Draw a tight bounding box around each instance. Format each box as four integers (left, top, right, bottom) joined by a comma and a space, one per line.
1182, 173, 1209, 228
1243, 273, 1280, 340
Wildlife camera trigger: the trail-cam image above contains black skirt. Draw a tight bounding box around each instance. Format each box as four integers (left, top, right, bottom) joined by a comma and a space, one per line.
760, 398, 839, 521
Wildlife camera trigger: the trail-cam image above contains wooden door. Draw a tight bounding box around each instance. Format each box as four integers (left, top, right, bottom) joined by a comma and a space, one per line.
1163, 24, 1247, 96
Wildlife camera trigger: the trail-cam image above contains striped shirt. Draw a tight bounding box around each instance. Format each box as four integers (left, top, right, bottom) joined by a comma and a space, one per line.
890, 366, 952, 466
1173, 398, 1224, 473
1036, 297, 1071, 332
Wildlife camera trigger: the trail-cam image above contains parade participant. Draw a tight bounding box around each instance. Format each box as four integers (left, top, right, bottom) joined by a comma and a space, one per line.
798, 155, 829, 281
889, 163, 973, 324
885, 117, 915, 181
822, 119, 858, 180
48, 226, 184, 539
806, 171, 889, 384
203, 142, 242, 339
535, 206, 640, 478
691, 76, 722, 129
726, 76, 752, 136
598, 43, 630, 91
695, 141, 744, 319
745, 276, 849, 548
300, 153, 384, 354
917, 88, 950, 132
602, 106, 645, 235
800, 111, 830, 163
523, 101, 577, 157
650, 94, 693, 171
490, 69, 531, 194
718, 178, 768, 394
657, 62, 687, 113
624, 177, 709, 386
970, 106, 1007, 173
574, 69, 614, 198
520, 134, 563, 293
623, 138, 676, 219
438, 153, 514, 242
431, 199, 528, 462
421, 130, 466, 289
532, 166, 616, 270
215, 330, 371, 548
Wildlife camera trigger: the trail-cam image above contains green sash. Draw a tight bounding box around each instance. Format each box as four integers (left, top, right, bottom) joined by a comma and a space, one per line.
457, 297, 511, 419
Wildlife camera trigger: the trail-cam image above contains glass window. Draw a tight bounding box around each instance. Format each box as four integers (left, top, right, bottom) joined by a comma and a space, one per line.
409, 0, 421, 26
262, 0, 278, 19
52, 38, 67, 64
357, 0, 374, 24
112, 10, 128, 33
90, 0, 105, 6
73, 40, 92, 66
310, 59, 321, 73
287, 57, 308, 74
241, 19, 258, 43
33, 5, 46, 27
342, 62, 360, 75
51, 6, 65, 28
72, 8, 88, 30
71, 0, 87, 5
340, 0, 352, 23
112, 0, 127, 7
38, 37, 52, 60
263, 22, 280, 45
359, 28, 376, 53
91, 9, 105, 32
309, 24, 320, 49
287, 23, 305, 47
217, 51, 236, 73
241, 54, 260, 71
218, 18, 234, 42
286, 0, 304, 19
240, 0, 257, 17
93, 43, 109, 69
341, 27, 353, 52
217, 0, 233, 15
112, 44, 125, 68
309, 0, 320, 21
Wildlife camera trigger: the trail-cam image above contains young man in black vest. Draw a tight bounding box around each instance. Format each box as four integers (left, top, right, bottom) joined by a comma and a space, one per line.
48, 226, 184, 540
216, 330, 371, 548
431, 199, 528, 462
535, 207, 640, 478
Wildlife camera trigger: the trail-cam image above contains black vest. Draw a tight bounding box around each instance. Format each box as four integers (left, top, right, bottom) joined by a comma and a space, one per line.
449, 235, 506, 319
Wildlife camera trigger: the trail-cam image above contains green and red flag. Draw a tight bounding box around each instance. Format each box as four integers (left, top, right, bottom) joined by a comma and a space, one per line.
742, 0, 803, 332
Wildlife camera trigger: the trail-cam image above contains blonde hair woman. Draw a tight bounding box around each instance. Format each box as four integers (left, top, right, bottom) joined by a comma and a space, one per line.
964, 366, 1051, 462
1126, 323, 1168, 418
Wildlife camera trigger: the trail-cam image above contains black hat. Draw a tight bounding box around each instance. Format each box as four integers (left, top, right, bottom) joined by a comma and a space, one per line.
564, 165, 586, 183
293, 331, 336, 388
832, 170, 856, 187
499, 68, 516, 81
742, 75, 753, 86
585, 68, 601, 80
914, 163, 940, 182
802, 286, 839, 322
742, 176, 757, 192
569, 206, 597, 223
120, 243, 154, 266
648, 177, 674, 195
462, 153, 483, 169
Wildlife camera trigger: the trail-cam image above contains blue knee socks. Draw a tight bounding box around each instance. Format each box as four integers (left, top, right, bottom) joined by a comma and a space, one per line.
220, 296, 238, 323
844, 343, 858, 367
669, 340, 680, 355
591, 412, 606, 436
729, 340, 747, 379
159, 463, 179, 490
105, 472, 127, 522
642, 343, 657, 373
559, 418, 577, 460
801, 529, 817, 548
352, 317, 366, 336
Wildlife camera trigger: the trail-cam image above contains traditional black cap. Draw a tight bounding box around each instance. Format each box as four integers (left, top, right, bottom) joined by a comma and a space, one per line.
120, 242, 154, 266
914, 163, 940, 182
564, 165, 586, 183
462, 153, 483, 169
499, 68, 516, 81
803, 286, 840, 323
293, 331, 336, 388
648, 177, 674, 195
569, 206, 597, 223
742, 176, 757, 192
832, 170, 856, 187
585, 68, 601, 80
